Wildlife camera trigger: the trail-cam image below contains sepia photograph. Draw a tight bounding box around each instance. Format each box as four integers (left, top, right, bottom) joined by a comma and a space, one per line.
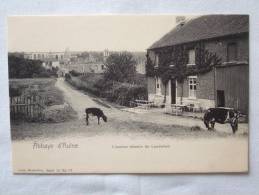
8, 15, 249, 173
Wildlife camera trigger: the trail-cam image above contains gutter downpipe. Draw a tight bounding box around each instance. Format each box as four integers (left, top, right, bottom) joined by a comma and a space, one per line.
214, 65, 217, 108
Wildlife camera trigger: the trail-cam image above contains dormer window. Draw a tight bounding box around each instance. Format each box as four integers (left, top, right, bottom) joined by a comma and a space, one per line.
187, 49, 196, 66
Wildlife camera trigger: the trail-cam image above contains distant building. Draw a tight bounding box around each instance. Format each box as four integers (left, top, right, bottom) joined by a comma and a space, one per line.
67, 50, 107, 74
24, 52, 66, 61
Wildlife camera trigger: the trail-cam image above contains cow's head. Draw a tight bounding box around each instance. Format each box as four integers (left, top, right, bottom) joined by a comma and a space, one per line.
102, 114, 107, 122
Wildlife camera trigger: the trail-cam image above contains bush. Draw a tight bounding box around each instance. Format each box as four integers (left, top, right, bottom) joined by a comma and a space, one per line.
65, 73, 71, 81
43, 103, 77, 123
9, 86, 22, 97
65, 73, 148, 107
108, 83, 147, 106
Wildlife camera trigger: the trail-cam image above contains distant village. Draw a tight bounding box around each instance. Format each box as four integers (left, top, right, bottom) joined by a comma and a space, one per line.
21, 49, 146, 76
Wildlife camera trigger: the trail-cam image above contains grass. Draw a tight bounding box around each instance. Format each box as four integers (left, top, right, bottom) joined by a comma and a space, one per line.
10, 116, 247, 141
9, 78, 77, 123
10, 78, 64, 106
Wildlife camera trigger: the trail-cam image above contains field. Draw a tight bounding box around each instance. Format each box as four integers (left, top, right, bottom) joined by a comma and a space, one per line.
9, 78, 77, 124
9, 78, 64, 106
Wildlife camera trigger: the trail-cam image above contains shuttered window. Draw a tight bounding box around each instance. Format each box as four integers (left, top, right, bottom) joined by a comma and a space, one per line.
188, 49, 196, 65
155, 55, 159, 67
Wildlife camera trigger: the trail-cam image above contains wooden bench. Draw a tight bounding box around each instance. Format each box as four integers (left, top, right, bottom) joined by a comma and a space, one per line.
171, 104, 186, 115
187, 103, 202, 112
131, 100, 154, 109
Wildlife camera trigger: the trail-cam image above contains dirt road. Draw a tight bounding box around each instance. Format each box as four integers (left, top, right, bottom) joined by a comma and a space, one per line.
55, 78, 111, 119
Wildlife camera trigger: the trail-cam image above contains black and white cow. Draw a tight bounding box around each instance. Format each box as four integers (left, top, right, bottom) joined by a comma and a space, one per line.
203, 107, 240, 134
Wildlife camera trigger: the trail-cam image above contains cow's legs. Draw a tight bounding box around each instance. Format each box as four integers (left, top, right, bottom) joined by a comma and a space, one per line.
210, 121, 215, 130
98, 117, 100, 125
230, 117, 238, 134
231, 122, 238, 134
86, 113, 89, 125
204, 120, 210, 130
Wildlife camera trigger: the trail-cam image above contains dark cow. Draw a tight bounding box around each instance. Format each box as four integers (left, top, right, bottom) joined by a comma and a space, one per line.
85, 107, 107, 125
203, 107, 240, 134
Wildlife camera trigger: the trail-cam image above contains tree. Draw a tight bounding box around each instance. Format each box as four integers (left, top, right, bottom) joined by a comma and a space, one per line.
8, 54, 58, 78
104, 52, 136, 83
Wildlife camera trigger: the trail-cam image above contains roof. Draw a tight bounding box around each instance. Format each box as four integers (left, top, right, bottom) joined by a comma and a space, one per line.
149, 15, 249, 50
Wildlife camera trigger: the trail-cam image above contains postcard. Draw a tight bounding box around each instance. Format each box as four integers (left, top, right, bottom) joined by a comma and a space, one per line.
8, 15, 249, 173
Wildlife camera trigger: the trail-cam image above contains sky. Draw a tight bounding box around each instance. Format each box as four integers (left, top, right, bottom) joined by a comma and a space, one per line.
8, 15, 194, 52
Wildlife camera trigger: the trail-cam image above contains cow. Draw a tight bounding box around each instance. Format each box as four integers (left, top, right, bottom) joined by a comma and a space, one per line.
85, 107, 107, 125
203, 107, 240, 134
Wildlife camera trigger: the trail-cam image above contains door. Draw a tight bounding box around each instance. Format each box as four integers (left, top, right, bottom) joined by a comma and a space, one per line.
171, 79, 176, 104
217, 90, 225, 107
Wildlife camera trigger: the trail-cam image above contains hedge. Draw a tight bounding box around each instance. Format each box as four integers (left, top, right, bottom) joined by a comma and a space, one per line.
65, 73, 147, 106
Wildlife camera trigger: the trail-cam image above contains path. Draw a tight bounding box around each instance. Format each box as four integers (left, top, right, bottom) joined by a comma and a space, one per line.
56, 78, 108, 119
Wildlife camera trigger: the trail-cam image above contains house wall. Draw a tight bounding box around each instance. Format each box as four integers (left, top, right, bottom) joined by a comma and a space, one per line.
147, 76, 156, 101
147, 50, 156, 62
176, 71, 215, 109
197, 71, 215, 100
204, 34, 249, 63
216, 64, 249, 114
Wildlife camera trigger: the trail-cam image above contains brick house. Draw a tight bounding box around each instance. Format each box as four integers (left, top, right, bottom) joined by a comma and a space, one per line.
146, 15, 249, 114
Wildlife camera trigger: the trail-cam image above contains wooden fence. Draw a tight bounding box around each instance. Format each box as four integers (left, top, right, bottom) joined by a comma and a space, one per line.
10, 95, 45, 121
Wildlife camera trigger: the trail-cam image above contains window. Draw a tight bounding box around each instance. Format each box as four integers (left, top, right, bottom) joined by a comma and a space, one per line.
188, 76, 197, 98
227, 42, 237, 62
155, 54, 159, 67
188, 49, 196, 65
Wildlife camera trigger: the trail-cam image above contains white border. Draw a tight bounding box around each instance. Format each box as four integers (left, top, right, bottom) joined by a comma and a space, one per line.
0, 0, 258, 194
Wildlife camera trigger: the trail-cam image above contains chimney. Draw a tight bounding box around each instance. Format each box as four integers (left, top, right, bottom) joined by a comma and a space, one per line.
176, 16, 186, 26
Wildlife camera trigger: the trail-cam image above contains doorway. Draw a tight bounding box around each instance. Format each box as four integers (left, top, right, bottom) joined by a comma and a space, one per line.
171, 79, 176, 104
217, 90, 225, 107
